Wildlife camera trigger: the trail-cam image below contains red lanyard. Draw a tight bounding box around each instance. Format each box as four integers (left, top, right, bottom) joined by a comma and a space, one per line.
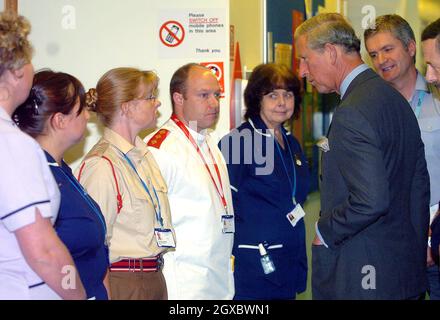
171, 114, 228, 213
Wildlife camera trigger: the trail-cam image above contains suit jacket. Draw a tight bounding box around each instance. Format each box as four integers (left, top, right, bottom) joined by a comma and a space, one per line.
313, 68, 430, 299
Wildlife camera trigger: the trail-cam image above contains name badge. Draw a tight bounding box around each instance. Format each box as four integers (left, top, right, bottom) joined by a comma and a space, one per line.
222, 215, 235, 234
286, 204, 306, 228
154, 228, 176, 248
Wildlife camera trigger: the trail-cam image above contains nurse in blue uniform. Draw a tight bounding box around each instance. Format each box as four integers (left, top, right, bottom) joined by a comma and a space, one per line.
13, 70, 110, 300
220, 63, 309, 300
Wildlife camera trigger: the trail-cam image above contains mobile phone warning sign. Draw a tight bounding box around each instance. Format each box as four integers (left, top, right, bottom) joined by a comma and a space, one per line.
160, 21, 185, 47
158, 9, 226, 58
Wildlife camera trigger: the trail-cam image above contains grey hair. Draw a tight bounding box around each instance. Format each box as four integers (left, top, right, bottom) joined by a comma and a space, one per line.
294, 13, 360, 53
364, 14, 415, 49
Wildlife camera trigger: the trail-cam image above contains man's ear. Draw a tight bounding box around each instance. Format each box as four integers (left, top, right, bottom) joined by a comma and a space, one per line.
407, 40, 416, 58
173, 92, 184, 107
324, 43, 338, 65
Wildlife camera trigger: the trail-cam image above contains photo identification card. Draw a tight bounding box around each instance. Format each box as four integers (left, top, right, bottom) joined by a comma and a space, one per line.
222, 215, 235, 233
154, 228, 176, 248
286, 204, 306, 227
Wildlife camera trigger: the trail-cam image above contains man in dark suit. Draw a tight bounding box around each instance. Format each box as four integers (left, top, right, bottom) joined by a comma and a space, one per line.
295, 13, 430, 299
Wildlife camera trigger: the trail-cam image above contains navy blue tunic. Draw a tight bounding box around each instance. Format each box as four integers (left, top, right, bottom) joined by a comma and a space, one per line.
44, 152, 109, 300
219, 115, 309, 299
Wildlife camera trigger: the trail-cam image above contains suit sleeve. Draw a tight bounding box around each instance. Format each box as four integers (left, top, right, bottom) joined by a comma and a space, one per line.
409, 138, 430, 256
318, 107, 390, 248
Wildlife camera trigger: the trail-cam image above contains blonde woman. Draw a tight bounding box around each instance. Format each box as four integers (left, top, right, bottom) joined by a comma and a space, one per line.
0, 12, 85, 300
76, 68, 175, 300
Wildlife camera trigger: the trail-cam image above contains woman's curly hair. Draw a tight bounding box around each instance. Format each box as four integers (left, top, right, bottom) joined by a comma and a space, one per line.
0, 12, 33, 77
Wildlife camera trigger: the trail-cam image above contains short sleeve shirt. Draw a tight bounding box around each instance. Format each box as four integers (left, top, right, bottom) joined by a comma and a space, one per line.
76, 127, 174, 263
409, 72, 440, 210
0, 106, 60, 299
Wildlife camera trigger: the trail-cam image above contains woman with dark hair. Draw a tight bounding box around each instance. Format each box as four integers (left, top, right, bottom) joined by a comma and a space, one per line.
0, 12, 85, 300
13, 70, 109, 300
219, 63, 309, 300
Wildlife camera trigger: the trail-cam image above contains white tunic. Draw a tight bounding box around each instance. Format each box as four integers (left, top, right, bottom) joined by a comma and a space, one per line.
0, 106, 60, 300
146, 119, 234, 300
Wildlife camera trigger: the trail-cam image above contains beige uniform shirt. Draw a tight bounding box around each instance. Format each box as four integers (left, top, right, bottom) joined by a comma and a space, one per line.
76, 128, 174, 263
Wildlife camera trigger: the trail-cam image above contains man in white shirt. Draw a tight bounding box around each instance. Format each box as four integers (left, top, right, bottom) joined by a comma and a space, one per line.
364, 14, 440, 300
146, 63, 234, 299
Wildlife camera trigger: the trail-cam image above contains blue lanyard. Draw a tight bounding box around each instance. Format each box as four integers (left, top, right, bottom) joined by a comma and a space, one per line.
54, 165, 107, 235
413, 91, 426, 119
273, 130, 297, 205
121, 153, 164, 227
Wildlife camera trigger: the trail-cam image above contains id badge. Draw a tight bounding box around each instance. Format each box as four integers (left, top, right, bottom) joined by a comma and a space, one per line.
154, 228, 176, 248
222, 215, 235, 234
286, 204, 306, 228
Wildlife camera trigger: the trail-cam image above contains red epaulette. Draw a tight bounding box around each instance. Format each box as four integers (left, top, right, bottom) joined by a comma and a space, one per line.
147, 129, 170, 149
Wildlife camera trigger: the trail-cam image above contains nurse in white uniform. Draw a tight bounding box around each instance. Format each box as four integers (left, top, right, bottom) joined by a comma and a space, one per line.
0, 12, 85, 300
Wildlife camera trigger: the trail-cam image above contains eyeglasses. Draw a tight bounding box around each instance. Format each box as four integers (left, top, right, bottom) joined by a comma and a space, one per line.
136, 94, 158, 103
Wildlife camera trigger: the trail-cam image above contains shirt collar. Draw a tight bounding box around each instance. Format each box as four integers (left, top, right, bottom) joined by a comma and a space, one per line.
249, 114, 287, 137
171, 118, 208, 146
340, 63, 370, 99
103, 127, 149, 157
0, 106, 14, 125
44, 150, 72, 172
414, 70, 429, 93
407, 71, 429, 104
189, 125, 208, 146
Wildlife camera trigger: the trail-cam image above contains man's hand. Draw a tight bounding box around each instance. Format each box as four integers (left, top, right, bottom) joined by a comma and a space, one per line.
313, 234, 323, 246
427, 246, 435, 267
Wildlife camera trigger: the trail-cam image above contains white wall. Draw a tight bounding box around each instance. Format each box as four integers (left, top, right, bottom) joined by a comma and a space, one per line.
320, 0, 438, 72
14, 0, 230, 168
230, 0, 263, 73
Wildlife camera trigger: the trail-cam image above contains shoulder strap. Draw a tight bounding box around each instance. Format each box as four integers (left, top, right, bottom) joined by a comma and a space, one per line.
147, 129, 170, 149
77, 156, 123, 214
